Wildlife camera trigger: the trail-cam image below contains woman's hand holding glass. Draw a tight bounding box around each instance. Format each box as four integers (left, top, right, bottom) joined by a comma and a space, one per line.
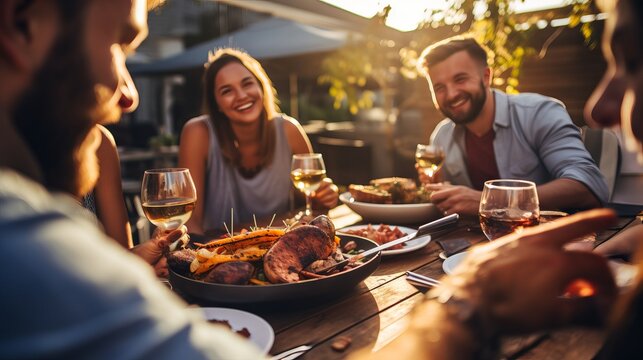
312, 177, 339, 209
130, 225, 188, 277
140, 168, 196, 275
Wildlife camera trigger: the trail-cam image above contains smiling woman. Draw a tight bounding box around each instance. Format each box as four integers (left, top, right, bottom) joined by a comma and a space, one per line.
178, 48, 339, 234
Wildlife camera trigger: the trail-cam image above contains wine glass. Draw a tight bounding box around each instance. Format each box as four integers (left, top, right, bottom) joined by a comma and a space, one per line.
415, 144, 445, 183
479, 179, 539, 240
291, 153, 326, 218
141, 168, 197, 232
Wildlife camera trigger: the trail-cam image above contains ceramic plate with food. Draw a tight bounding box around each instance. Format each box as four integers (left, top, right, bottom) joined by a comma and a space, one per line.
338, 225, 431, 256
339, 192, 440, 224
190, 307, 274, 353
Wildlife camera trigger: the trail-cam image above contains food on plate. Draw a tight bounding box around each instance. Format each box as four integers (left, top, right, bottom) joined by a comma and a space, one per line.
349, 177, 431, 204
208, 319, 251, 338
202, 261, 255, 285
309, 215, 336, 243
342, 224, 407, 250
167, 249, 196, 277
167, 215, 364, 285
263, 225, 335, 283
348, 184, 392, 204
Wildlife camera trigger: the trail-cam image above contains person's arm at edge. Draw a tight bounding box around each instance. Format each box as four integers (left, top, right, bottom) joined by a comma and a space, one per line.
351, 209, 618, 360
537, 178, 602, 210
178, 118, 209, 235
94, 125, 133, 248
530, 101, 606, 210
282, 115, 312, 154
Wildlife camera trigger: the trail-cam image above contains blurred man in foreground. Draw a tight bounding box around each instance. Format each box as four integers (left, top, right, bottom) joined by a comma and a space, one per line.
352, 0, 643, 358
0, 0, 262, 357
417, 36, 608, 216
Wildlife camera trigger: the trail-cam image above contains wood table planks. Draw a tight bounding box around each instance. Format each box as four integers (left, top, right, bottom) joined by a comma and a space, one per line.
190, 207, 636, 359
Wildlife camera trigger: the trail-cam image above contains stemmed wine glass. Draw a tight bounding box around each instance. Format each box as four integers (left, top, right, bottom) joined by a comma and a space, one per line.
479, 179, 540, 240
141, 168, 197, 232
415, 144, 445, 183
290, 153, 326, 219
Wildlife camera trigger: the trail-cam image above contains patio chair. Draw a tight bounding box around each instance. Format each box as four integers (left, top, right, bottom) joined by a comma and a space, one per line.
581, 127, 620, 201
122, 179, 151, 245
315, 136, 372, 186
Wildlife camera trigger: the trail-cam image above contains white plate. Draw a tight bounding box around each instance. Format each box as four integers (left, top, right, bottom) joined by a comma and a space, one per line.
608, 260, 638, 291
442, 251, 469, 274
191, 307, 274, 354
338, 225, 431, 256
340, 192, 440, 224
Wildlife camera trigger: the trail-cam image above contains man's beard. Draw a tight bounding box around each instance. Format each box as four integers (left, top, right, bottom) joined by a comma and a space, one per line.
439, 80, 487, 125
12, 14, 111, 198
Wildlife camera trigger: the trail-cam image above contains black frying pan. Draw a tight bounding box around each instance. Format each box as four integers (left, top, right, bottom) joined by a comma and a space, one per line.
169, 235, 381, 305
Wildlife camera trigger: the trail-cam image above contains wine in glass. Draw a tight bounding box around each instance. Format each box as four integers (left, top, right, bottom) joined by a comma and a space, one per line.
415, 144, 445, 182
291, 153, 326, 218
479, 179, 539, 240
141, 168, 197, 231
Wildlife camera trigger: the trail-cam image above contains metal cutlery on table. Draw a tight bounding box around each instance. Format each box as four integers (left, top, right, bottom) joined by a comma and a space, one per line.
315, 213, 460, 275
271, 344, 312, 360
405, 271, 442, 288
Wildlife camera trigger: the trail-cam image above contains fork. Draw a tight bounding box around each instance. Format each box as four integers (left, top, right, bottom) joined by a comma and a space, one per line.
314, 213, 460, 275
405, 271, 442, 288
271, 344, 312, 360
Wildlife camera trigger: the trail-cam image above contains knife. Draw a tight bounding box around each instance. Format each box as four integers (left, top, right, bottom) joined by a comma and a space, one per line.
315, 213, 459, 274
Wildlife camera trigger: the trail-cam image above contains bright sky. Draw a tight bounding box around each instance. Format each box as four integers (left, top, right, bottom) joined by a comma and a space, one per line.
320, 0, 569, 31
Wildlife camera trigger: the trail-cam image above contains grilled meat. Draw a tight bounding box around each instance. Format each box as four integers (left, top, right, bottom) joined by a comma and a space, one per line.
202, 261, 255, 285
309, 215, 336, 243
167, 249, 196, 277
263, 225, 334, 283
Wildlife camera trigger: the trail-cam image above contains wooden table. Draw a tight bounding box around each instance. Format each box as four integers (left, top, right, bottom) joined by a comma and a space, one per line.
185, 205, 640, 359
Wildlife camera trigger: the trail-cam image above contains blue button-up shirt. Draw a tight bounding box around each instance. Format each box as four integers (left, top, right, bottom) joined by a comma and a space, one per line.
430, 89, 609, 204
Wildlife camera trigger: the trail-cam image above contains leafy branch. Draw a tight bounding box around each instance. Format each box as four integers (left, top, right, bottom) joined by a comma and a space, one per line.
320, 0, 600, 112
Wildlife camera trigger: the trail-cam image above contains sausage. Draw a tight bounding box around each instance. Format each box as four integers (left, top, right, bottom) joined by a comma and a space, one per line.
309, 215, 336, 242
202, 261, 254, 285
263, 225, 334, 283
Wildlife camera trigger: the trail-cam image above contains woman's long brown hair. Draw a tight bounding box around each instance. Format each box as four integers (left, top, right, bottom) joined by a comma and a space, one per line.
202, 48, 279, 169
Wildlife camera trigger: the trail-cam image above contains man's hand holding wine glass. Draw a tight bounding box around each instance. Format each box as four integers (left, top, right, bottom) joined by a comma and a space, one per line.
427, 183, 482, 216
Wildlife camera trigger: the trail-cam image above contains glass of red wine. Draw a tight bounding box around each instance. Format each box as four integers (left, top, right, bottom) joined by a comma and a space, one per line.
479, 179, 540, 240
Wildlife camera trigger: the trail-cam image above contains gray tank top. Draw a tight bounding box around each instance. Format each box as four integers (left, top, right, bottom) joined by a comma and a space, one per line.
201, 115, 292, 231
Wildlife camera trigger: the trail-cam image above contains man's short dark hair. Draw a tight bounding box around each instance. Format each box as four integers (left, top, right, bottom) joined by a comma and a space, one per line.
418, 36, 490, 75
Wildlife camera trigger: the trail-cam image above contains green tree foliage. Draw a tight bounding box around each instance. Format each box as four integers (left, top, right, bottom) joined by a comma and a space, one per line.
320, 0, 599, 113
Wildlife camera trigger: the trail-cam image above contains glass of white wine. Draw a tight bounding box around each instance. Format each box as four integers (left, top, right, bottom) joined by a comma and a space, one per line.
415, 144, 445, 183
291, 153, 326, 218
141, 168, 197, 232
